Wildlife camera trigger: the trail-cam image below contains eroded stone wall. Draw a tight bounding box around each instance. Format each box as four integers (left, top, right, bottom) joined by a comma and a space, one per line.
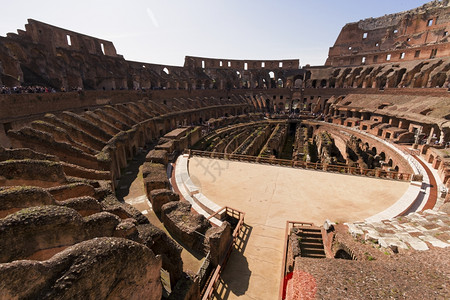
326, 0, 450, 67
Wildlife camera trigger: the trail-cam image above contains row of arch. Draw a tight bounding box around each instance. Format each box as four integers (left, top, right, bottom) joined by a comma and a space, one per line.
307, 60, 450, 89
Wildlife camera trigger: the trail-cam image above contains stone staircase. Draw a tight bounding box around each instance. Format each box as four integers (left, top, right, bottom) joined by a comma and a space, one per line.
346, 209, 450, 251
297, 227, 326, 258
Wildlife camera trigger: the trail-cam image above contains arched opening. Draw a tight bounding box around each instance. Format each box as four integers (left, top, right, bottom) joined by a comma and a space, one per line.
335, 249, 353, 260
323, 98, 331, 114
277, 78, 284, 88
163, 67, 169, 75
268, 71, 276, 88
293, 75, 304, 89
379, 152, 386, 162
292, 99, 300, 111
394, 68, 406, 87
388, 158, 393, 167
277, 102, 285, 112
196, 80, 203, 90
262, 78, 268, 88
320, 79, 327, 88
265, 99, 271, 112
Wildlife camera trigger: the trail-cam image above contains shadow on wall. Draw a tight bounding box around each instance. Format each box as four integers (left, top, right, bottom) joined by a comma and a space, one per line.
212, 223, 253, 299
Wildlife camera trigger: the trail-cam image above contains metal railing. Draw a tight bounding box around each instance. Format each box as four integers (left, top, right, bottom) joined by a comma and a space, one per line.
278, 221, 315, 300
186, 149, 412, 181
279, 221, 316, 300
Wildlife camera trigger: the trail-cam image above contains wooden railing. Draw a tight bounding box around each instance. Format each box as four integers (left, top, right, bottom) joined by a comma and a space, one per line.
186, 149, 412, 181
201, 206, 246, 300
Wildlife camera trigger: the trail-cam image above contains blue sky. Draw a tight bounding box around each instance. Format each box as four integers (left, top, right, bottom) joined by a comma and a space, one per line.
0, 0, 429, 67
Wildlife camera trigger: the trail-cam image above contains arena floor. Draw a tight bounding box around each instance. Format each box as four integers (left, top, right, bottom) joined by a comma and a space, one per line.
188, 157, 409, 299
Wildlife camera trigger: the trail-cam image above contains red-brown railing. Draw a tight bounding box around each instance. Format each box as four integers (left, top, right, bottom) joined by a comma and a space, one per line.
279, 221, 316, 300
186, 149, 412, 181
202, 206, 246, 300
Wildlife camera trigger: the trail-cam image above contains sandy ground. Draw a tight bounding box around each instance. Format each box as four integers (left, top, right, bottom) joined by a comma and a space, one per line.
189, 157, 409, 300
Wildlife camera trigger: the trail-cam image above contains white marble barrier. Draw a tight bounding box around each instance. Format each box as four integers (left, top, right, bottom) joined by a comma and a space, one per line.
174, 154, 222, 226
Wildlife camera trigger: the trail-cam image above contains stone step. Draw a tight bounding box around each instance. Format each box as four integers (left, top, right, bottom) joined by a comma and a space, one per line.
301, 247, 326, 255
301, 252, 326, 258
299, 240, 324, 247
298, 232, 322, 238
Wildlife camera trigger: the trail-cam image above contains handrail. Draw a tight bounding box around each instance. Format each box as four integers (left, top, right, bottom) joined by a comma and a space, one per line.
201, 206, 246, 300
279, 221, 319, 300
187, 149, 412, 182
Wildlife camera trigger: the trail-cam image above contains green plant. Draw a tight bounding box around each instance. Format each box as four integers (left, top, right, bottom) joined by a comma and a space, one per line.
364, 252, 376, 261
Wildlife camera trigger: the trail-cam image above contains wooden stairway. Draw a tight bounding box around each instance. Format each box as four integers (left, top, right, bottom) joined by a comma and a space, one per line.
297, 226, 326, 258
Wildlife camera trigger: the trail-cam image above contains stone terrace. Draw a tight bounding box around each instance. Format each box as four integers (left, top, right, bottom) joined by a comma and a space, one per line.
348, 209, 450, 251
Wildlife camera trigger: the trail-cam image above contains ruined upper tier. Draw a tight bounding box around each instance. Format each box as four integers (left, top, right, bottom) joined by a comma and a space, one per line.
326, 0, 450, 66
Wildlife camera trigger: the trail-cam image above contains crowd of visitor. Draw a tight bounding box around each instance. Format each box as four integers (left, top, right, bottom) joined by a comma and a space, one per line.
0, 85, 89, 94
0, 85, 57, 94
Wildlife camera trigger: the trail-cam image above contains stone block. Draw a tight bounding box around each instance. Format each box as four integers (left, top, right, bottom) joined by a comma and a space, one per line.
161, 201, 211, 253
150, 189, 180, 215
205, 221, 232, 266
145, 149, 168, 166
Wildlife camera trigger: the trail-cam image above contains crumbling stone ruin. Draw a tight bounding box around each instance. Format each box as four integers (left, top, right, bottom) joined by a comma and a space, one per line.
0, 1, 449, 299
0, 94, 251, 298
326, 0, 450, 67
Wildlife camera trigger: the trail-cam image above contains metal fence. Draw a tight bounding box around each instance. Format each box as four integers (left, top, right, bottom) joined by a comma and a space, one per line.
186, 149, 412, 181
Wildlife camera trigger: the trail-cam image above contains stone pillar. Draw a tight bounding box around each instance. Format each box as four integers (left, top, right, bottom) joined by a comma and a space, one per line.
427, 127, 435, 145
362, 80, 367, 88
205, 222, 233, 267
439, 129, 445, 144
375, 169, 381, 178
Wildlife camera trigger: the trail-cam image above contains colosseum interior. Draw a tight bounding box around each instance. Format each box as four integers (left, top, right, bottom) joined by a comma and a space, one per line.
0, 1, 449, 299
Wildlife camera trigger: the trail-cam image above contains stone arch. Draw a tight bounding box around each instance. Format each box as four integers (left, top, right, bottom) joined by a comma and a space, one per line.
285, 79, 293, 88
265, 99, 272, 112
276, 71, 286, 88
293, 75, 304, 89
277, 102, 285, 112
335, 249, 353, 260
387, 158, 393, 167
277, 78, 284, 88
196, 79, 203, 90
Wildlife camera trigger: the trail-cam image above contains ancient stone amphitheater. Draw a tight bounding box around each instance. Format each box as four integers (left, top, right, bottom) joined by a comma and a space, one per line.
0, 1, 449, 299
